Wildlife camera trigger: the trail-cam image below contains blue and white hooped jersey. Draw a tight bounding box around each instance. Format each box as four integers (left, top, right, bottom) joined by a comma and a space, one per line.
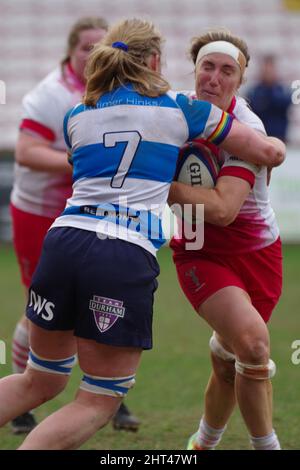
51, 84, 233, 256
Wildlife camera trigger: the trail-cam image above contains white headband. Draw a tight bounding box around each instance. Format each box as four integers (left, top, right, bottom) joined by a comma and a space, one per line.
196, 40, 246, 73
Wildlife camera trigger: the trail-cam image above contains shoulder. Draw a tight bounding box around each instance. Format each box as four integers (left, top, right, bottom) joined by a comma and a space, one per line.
66, 102, 86, 121
175, 89, 197, 100
233, 96, 266, 134
21, 68, 77, 138
165, 90, 188, 108
168, 91, 212, 115
23, 67, 73, 110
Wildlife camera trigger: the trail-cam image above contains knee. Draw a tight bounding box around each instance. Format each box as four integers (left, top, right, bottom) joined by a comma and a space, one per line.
26, 349, 76, 402
37, 375, 68, 401
77, 373, 136, 429
211, 354, 236, 385
27, 368, 69, 402
209, 333, 236, 385
94, 399, 120, 426
76, 391, 121, 428
235, 334, 270, 365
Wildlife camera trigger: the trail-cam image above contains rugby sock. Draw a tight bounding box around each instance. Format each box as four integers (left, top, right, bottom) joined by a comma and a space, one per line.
250, 429, 281, 450
195, 416, 226, 449
12, 322, 29, 373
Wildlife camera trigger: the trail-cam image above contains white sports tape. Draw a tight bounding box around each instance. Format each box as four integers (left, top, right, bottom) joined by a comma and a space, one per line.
235, 359, 276, 380
80, 374, 136, 397
209, 332, 236, 362
196, 41, 246, 73
28, 349, 77, 375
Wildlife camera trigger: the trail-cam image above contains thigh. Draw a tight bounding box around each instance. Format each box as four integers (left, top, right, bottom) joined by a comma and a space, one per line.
77, 339, 142, 377
174, 256, 246, 312
237, 239, 283, 323
26, 227, 77, 331
74, 237, 160, 350
29, 323, 76, 359
10, 204, 54, 288
27, 322, 76, 395
199, 286, 269, 353
76, 340, 142, 415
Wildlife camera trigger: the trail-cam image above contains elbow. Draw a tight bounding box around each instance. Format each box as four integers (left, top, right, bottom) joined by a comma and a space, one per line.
210, 207, 235, 227
215, 214, 234, 227
275, 148, 285, 166
266, 141, 286, 167
15, 145, 29, 167
15, 150, 26, 166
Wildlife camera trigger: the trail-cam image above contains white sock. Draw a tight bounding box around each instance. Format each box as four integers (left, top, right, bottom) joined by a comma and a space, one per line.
250, 429, 281, 450
12, 323, 29, 374
195, 416, 226, 449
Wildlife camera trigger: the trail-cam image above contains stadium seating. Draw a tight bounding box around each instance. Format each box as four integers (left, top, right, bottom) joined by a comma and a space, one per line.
1, 0, 300, 147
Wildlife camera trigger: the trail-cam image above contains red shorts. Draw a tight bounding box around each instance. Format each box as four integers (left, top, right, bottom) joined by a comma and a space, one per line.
172, 238, 282, 323
10, 204, 55, 288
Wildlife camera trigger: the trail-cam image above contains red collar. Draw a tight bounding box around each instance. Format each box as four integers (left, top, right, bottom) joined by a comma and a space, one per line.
226, 96, 236, 115
63, 62, 86, 93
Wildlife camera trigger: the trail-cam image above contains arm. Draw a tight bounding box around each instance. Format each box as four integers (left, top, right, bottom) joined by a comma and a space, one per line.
265, 137, 284, 184
16, 132, 72, 173
220, 119, 285, 167
168, 175, 251, 227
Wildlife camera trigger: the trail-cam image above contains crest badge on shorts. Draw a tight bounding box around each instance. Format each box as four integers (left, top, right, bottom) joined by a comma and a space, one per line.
89, 295, 125, 333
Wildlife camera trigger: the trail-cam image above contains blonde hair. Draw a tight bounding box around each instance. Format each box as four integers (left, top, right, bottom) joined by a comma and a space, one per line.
189, 29, 250, 81
61, 16, 109, 68
83, 18, 170, 106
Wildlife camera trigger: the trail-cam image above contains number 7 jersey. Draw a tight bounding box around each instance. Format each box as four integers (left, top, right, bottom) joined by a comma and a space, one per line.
52, 84, 233, 256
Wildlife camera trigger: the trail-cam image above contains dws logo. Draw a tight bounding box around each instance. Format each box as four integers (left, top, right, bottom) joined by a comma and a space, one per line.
28, 290, 55, 321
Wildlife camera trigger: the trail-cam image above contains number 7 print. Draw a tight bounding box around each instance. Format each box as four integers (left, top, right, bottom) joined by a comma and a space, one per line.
104, 130, 142, 188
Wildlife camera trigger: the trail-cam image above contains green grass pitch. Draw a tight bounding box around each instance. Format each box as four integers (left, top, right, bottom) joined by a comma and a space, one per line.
0, 244, 299, 450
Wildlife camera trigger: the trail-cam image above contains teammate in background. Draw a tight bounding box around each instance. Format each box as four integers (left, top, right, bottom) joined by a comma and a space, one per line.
0, 18, 284, 450
169, 30, 284, 450
246, 54, 292, 142
10, 16, 140, 434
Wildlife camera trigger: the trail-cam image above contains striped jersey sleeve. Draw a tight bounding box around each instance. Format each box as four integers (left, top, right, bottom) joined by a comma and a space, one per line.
218, 157, 259, 188
175, 93, 234, 145
20, 84, 62, 142
63, 107, 73, 151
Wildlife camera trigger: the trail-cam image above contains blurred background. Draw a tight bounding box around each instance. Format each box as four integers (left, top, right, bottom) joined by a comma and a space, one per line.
1, 0, 300, 242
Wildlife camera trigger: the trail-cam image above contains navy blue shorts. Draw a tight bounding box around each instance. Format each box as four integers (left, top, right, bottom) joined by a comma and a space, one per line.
26, 227, 160, 349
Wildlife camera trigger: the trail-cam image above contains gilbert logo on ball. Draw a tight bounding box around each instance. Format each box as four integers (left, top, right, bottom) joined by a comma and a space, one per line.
175, 141, 220, 188
172, 141, 220, 224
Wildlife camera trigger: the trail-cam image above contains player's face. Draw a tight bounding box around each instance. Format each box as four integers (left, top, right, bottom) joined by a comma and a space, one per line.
70, 28, 107, 83
195, 53, 242, 111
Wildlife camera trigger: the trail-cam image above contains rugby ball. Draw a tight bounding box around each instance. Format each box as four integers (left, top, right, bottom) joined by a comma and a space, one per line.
172, 141, 220, 223
174, 141, 219, 188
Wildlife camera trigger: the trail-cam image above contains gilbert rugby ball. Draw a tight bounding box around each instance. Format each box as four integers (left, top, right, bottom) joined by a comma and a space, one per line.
172, 141, 220, 223
174, 141, 219, 188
